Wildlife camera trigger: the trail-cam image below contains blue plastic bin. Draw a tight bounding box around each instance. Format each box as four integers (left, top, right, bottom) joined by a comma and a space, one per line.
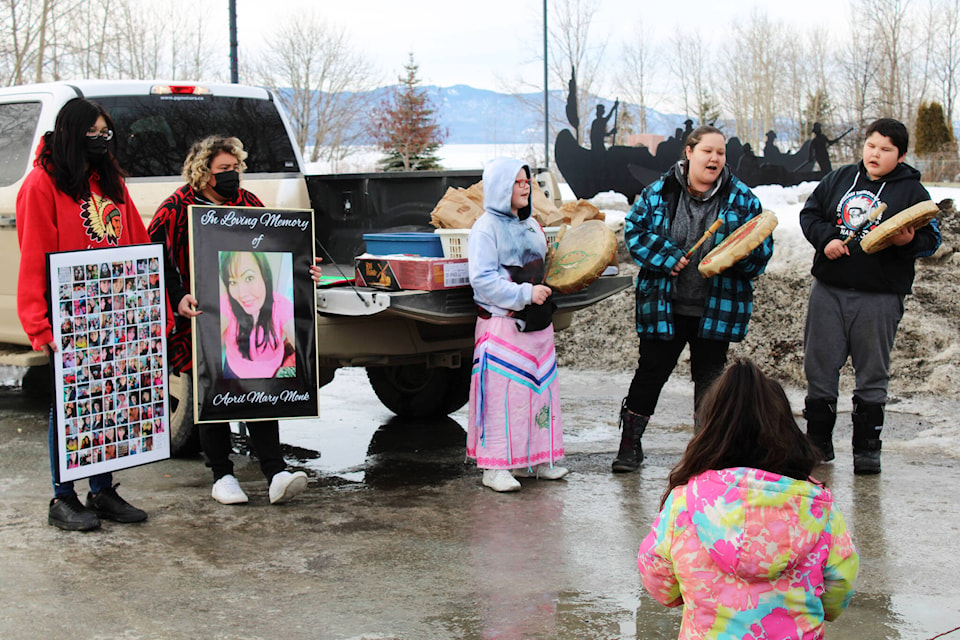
362, 232, 444, 257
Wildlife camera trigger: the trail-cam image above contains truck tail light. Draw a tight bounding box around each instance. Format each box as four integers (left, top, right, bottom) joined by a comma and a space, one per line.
150, 85, 211, 95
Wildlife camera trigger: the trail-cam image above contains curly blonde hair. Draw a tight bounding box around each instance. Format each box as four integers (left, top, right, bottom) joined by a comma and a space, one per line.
181, 135, 248, 191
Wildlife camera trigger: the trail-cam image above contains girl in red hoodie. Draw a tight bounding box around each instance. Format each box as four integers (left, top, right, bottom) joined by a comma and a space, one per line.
17, 98, 149, 531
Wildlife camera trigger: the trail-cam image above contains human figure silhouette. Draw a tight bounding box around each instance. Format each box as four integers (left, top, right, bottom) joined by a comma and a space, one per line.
810, 123, 842, 173
590, 100, 618, 152
680, 119, 694, 146
764, 130, 781, 159
737, 143, 760, 176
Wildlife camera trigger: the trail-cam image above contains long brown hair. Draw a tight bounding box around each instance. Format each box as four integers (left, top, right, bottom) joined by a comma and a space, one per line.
661, 357, 820, 508
38, 98, 126, 203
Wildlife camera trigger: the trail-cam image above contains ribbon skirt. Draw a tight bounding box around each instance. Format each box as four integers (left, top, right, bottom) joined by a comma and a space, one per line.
466, 316, 564, 469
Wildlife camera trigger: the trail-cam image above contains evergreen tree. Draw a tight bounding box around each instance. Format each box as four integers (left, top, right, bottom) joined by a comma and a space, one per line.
915, 101, 955, 155
698, 93, 721, 127
802, 89, 834, 139
367, 53, 447, 171
616, 106, 636, 143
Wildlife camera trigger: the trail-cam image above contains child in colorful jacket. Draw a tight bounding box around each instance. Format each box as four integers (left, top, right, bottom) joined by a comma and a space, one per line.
638, 358, 859, 639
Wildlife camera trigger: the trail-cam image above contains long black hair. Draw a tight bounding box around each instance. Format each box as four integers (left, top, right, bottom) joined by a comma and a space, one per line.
661, 357, 821, 508
219, 252, 279, 360
38, 98, 126, 203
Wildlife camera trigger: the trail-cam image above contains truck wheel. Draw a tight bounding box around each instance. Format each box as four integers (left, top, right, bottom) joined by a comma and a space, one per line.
367, 362, 470, 418
168, 371, 201, 457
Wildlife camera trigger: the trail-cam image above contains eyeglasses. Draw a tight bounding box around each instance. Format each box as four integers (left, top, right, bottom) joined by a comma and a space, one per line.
86, 128, 114, 141
514, 178, 532, 187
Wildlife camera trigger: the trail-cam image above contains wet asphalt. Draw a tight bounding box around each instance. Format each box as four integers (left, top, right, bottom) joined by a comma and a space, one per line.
1, 367, 959, 640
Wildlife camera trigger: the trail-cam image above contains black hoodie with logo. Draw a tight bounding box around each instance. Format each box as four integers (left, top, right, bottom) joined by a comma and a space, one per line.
799, 161, 941, 294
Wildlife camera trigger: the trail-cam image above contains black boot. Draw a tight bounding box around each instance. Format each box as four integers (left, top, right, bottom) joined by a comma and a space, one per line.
804, 398, 837, 463
852, 398, 884, 475
612, 399, 649, 473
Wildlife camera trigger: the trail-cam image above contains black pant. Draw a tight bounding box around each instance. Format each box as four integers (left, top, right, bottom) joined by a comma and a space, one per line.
199, 420, 286, 482
626, 315, 729, 416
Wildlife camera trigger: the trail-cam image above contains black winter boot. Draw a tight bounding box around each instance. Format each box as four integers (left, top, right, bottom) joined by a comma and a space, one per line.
804, 398, 837, 463
612, 399, 649, 473
852, 398, 884, 475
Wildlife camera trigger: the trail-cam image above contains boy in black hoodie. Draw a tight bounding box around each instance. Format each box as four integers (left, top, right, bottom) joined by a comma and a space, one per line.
799, 118, 941, 475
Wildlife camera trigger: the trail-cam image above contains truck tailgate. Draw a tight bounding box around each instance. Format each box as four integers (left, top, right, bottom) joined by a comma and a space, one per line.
315, 275, 633, 325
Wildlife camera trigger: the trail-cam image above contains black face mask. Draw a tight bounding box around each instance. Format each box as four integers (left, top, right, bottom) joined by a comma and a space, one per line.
85, 137, 109, 158
211, 170, 240, 201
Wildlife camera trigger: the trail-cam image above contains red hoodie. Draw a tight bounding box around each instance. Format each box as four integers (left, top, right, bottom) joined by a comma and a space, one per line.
17, 158, 149, 350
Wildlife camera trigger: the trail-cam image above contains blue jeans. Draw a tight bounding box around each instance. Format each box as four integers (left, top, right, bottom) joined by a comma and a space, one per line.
48, 407, 112, 499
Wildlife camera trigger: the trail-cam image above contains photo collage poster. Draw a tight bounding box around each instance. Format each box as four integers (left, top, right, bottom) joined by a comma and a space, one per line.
188, 205, 319, 423
48, 243, 171, 483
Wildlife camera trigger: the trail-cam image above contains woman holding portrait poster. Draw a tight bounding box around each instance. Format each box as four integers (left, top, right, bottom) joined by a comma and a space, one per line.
148, 135, 311, 506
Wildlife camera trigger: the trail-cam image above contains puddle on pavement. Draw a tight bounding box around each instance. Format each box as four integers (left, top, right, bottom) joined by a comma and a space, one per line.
277, 368, 469, 486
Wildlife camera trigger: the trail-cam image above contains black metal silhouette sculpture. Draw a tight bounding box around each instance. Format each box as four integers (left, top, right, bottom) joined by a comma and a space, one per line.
590, 100, 618, 152
554, 69, 666, 203
553, 69, 855, 200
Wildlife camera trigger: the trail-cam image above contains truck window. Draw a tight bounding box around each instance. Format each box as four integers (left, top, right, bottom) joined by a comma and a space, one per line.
0, 102, 41, 187
95, 95, 300, 178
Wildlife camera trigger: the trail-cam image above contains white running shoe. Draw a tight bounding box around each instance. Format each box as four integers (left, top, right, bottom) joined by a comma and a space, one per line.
536, 465, 569, 480
481, 469, 521, 492
512, 464, 570, 480
269, 470, 308, 504
211, 475, 248, 505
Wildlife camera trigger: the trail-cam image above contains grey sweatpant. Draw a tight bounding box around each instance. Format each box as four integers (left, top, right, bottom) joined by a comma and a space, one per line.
804, 280, 904, 405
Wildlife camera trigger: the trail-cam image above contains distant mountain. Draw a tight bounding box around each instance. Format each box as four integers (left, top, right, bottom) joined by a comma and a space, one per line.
342, 84, 690, 145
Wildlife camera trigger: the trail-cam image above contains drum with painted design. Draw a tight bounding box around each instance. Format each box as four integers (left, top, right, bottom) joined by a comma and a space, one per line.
698, 210, 778, 278
544, 220, 618, 294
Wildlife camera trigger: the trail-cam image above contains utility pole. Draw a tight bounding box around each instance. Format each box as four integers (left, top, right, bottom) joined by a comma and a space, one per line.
229, 0, 239, 83
543, 0, 549, 170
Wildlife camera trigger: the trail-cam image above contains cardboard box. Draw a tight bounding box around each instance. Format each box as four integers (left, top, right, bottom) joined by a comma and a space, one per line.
354, 254, 470, 291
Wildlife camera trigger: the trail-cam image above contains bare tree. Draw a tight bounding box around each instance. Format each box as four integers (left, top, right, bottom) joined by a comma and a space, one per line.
1, 0, 83, 84
718, 11, 786, 149
1, 0, 219, 83
927, 0, 960, 130
616, 18, 659, 134
834, 6, 881, 147
779, 26, 835, 148
254, 12, 380, 166
107, 0, 217, 80
548, 0, 606, 143
504, 0, 607, 161
856, 0, 918, 123
670, 29, 715, 126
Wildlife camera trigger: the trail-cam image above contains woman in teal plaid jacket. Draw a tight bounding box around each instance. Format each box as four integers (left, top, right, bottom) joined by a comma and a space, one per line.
611, 125, 773, 475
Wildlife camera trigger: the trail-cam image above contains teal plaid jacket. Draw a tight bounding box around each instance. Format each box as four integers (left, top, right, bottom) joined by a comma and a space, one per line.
624, 170, 772, 342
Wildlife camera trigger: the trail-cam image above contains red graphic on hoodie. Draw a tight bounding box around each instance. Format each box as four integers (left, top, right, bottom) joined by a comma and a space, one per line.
81, 193, 123, 245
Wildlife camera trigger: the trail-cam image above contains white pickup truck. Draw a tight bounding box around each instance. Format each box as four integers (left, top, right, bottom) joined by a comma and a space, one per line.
0, 80, 630, 455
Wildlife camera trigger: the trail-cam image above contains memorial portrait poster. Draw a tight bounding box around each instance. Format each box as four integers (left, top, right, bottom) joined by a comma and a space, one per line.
188, 205, 319, 423
48, 244, 171, 483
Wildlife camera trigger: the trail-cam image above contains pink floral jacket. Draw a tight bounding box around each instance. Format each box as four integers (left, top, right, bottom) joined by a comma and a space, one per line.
638, 467, 859, 639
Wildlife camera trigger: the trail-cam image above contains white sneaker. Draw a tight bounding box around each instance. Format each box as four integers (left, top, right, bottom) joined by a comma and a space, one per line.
512, 464, 570, 480
211, 475, 248, 505
536, 465, 569, 480
481, 469, 521, 492
269, 470, 308, 504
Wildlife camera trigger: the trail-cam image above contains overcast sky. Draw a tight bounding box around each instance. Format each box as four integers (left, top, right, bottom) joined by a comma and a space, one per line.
233, 0, 849, 94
